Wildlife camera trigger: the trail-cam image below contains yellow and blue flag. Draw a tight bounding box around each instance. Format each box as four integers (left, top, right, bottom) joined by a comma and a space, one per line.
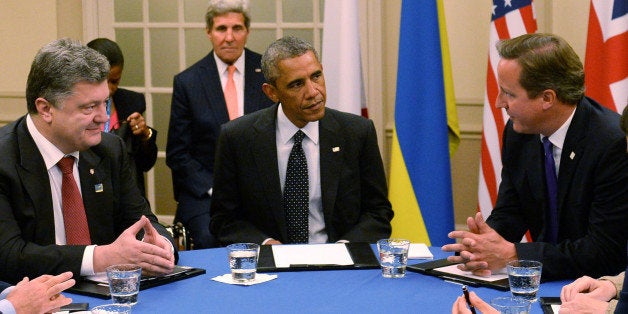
389, 0, 460, 246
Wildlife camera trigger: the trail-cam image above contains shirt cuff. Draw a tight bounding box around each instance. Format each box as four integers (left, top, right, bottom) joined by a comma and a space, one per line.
0, 286, 14, 299
81, 245, 97, 276
0, 299, 17, 314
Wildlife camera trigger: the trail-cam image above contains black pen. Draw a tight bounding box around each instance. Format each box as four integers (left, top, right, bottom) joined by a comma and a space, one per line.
462, 285, 477, 314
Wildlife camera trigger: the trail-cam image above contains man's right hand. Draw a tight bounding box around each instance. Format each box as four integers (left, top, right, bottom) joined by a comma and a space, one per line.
93, 216, 175, 276
561, 276, 617, 303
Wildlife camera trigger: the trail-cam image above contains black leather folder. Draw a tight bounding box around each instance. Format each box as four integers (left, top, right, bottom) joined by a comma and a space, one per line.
257, 242, 380, 272
406, 259, 510, 291
69, 265, 206, 299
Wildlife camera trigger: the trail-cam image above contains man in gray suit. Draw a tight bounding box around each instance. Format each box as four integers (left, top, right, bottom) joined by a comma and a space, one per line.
210, 36, 393, 245
166, 0, 273, 249
0, 38, 176, 283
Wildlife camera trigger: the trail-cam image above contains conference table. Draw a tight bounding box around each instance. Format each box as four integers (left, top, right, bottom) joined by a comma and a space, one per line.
67, 246, 569, 313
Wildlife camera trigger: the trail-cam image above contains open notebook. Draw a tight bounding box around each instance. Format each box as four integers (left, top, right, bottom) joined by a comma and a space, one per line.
69, 265, 206, 299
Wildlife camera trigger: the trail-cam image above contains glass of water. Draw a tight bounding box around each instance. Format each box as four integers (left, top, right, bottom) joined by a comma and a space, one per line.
507, 260, 542, 302
227, 243, 260, 282
105, 264, 142, 306
377, 238, 410, 278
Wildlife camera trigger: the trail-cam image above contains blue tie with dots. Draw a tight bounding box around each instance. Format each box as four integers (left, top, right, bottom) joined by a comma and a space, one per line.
283, 130, 309, 244
542, 137, 559, 243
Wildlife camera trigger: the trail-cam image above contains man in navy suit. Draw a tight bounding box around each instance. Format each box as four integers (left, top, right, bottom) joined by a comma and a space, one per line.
0, 38, 176, 283
166, 0, 274, 249
0, 272, 74, 313
443, 33, 628, 281
210, 36, 393, 245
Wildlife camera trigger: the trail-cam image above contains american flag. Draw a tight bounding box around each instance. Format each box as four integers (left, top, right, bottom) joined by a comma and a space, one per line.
584, 0, 627, 114
478, 0, 537, 223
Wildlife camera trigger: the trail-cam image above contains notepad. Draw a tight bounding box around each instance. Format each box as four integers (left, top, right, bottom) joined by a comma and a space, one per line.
408, 243, 434, 259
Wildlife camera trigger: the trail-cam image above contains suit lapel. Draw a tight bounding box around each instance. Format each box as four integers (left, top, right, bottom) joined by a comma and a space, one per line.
319, 111, 344, 223
199, 52, 230, 123
524, 138, 545, 202
243, 48, 267, 113
250, 106, 286, 238
78, 149, 112, 244
557, 104, 587, 213
15, 119, 56, 244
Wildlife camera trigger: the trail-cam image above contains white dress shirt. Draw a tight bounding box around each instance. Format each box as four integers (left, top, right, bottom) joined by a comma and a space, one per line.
26, 115, 96, 275
276, 104, 327, 243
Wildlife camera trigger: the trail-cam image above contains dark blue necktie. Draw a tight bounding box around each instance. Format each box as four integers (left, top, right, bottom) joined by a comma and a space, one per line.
283, 130, 309, 244
542, 137, 559, 243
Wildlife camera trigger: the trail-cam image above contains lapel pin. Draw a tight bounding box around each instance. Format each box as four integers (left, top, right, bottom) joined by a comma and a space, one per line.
94, 183, 103, 193
332, 147, 340, 152
569, 152, 575, 160
255, 68, 262, 72
89, 169, 95, 175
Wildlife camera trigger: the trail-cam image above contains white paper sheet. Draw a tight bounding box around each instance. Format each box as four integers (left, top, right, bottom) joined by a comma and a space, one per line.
434, 264, 508, 282
408, 243, 434, 259
271, 243, 354, 268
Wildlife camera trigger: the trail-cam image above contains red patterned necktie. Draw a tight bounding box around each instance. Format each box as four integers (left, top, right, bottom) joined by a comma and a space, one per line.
57, 156, 91, 245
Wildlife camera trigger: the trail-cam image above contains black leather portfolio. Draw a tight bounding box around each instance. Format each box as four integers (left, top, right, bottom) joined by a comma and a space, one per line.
406, 259, 510, 291
69, 265, 206, 299
257, 242, 380, 272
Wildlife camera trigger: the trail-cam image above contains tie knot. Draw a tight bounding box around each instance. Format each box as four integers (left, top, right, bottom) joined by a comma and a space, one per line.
293, 130, 305, 145
227, 65, 236, 76
57, 156, 75, 174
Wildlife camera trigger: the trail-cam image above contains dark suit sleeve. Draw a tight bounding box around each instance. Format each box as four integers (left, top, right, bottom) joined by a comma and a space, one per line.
166, 74, 213, 198
210, 123, 272, 244
334, 119, 393, 242
488, 122, 628, 280
127, 93, 158, 173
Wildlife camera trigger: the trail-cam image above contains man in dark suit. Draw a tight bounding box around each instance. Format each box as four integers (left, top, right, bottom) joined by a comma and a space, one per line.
0, 272, 74, 313
166, 0, 274, 249
210, 36, 393, 245
443, 33, 628, 281
0, 38, 176, 284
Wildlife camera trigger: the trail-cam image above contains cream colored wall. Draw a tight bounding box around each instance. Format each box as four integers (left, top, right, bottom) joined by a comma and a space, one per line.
0, 0, 82, 125
0, 0, 591, 226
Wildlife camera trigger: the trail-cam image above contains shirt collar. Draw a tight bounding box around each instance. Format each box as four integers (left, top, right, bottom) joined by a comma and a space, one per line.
540, 107, 576, 150
26, 114, 79, 170
213, 50, 246, 75
276, 103, 319, 145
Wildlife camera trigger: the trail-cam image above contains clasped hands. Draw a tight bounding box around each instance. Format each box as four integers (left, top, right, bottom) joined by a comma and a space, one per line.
94, 215, 175, 276
441, 212, 517, 277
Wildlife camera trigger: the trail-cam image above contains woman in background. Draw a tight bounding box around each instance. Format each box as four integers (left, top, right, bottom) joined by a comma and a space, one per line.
87, 38, 158, 198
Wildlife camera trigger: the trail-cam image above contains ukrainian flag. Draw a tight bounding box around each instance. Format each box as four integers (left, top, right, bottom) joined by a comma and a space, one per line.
389, 0, 460, 246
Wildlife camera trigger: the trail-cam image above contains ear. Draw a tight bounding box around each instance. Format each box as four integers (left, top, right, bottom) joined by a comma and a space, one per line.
205, 28, 212, 40
35, 97, 54, 123
262, 83, 279, 103
541, 89, 557, 110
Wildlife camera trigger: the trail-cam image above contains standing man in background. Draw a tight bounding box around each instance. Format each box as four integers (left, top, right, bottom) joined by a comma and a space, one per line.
166, 0, 274, 249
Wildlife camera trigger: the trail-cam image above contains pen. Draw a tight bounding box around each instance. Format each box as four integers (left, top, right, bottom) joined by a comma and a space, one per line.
462, 285, 477, 314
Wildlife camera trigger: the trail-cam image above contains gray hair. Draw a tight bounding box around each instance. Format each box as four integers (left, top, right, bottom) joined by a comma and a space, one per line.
26, 38, 110, 113
205, 0, 251, 30
261, 36, 319, 86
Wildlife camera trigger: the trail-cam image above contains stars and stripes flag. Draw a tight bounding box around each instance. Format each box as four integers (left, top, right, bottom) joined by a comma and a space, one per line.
584, 0, 627, 114
478, 0, 537, 222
